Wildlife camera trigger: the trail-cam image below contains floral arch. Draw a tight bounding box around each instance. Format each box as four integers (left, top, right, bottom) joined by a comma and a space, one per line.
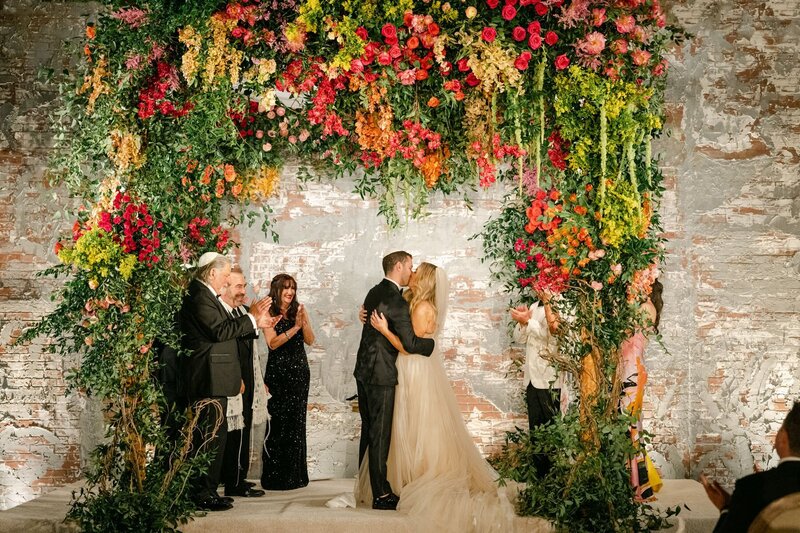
23, 0, 685, 531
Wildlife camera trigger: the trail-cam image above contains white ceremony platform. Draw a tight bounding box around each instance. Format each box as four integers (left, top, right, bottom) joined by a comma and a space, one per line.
0, 478, 718, 532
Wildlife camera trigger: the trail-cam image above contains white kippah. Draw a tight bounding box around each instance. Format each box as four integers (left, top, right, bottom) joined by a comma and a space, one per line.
197, 251, 221, 268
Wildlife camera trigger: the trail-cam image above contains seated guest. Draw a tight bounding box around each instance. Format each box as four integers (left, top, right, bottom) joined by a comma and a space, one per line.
219, 266, 276, 498
702, 401, 800, 532
177, 252, 272, 511
261, 273, 315, 490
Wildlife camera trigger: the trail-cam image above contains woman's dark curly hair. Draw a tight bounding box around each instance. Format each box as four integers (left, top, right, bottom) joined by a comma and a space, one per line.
268, 273, 298, 323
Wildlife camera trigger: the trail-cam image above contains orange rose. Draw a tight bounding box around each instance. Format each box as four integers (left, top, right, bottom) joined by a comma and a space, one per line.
86, 26, 96, 40
427, 97, 440, 108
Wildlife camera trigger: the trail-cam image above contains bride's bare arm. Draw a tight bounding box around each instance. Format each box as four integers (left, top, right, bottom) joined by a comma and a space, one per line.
370, 311, 407, 354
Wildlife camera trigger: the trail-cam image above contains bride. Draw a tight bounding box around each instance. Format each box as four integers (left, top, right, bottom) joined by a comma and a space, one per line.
357, 262, 543, 532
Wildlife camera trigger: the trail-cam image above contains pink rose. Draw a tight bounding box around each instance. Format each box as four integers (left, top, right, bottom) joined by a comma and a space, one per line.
653, 60, 667, 76
389, 45, 402, 58
502, 5, 517, 20
631, 49, 652, 66
592, 8, 606, 27
554, 54, 570, 70
614, 15, 636, 34
610, 39, 628, 55
528, 33, 542, 50
580, 31, 606, 55
349, 58, 364, 73
481, 27, 497, 42
399, 69, 417, 85
377, 51, 392, 65
512, 26, 527, 42
544, 31, 558, 46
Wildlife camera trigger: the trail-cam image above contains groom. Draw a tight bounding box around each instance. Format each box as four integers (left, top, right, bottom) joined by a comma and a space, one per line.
354, 251, 435, 510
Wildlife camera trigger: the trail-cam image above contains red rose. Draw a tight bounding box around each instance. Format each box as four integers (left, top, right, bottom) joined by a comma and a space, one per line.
502, 5, 517, 20
506, 0, 518, 5
389, 45, 402, 58
487, 0, 500, 8
481, 27, 497, 42
465, 72, 481, 86
514, 55, 529, 70
534, 2, 548, 15
457, 58, 470, 72
428, 22, 440, 36
403, 11, 414, 27
381, 23, 398, 45
512, 26, 527, 41
356, 26, 369, 41
528, 33, 542, 50
527, 21, 541, 35
377, 51, 392, 65
545, 31, 558, 46
554, 53, 570, 70
520, 51, 532, 61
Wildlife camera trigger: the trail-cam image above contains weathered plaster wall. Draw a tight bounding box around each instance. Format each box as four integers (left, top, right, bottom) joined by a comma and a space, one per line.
1, 0, 798, 511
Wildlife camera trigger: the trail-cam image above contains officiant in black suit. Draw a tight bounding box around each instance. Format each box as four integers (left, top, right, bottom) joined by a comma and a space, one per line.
702, 401, 800, 532
178, 252, 272, 511
353, 251, 435, 510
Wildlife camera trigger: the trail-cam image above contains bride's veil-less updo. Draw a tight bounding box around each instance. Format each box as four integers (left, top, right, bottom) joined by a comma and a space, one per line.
405, 262, 449, 338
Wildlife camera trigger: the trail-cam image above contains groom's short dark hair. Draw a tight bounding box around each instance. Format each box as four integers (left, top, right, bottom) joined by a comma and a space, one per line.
382, 251, 411, 275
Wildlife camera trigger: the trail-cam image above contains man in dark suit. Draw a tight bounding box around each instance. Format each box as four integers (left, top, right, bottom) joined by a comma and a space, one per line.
178, 252, 271, 511
702, 401, 800, 532
354, 251, 435, 510
219, 266, 271, 498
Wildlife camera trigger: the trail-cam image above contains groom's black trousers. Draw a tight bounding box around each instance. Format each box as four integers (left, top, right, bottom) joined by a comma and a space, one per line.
356, 379, 395, 498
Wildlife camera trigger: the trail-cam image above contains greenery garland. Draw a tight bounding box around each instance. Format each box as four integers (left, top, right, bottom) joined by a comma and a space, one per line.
18, 0, 686, 531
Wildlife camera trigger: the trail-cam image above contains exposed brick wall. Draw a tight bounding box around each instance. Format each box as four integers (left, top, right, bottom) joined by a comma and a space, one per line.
0, 1, 96, 510
1, 0, 798, 511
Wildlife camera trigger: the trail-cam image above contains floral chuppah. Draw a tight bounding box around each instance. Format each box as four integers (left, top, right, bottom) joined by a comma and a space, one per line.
21, 0, 685, 531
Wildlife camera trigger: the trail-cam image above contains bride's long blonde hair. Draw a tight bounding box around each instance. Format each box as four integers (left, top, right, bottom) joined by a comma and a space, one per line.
405, 262, 437, 317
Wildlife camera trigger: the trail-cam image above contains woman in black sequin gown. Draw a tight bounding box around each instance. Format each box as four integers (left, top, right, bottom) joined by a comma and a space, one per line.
261, 273, 315, 490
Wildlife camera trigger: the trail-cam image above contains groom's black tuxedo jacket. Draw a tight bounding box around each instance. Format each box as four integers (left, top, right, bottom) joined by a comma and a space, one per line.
354, 278, 435, 387
177, 279, 255, 400
713, 460, 800, 533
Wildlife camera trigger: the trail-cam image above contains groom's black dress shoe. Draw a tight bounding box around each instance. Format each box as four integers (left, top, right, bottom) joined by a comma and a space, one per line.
195, 496, 233, 512
372, 492, 400, 510
225, 484, 266, 497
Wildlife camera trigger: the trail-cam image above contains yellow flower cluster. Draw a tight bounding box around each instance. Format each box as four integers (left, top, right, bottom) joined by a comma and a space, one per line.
245, 166, 281, 201
598, 178, 647, 248
467, 41, 522, 96
463, 93, 494, 155
178, 25, 202, 84
78, 56, 110, 114
108, 130, 145, 172
244, 58, 278, 85
58, 228, 137, 281
203, 15, 244, 89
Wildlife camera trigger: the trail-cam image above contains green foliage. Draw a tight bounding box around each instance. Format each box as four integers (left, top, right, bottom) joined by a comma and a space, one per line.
493, 410, 681, 532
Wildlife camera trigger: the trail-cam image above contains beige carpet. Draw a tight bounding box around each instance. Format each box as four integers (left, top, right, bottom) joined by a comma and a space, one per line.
0, 478, 717, 532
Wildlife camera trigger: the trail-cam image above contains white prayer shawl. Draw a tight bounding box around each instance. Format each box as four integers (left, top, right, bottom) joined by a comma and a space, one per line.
251, 340, 269, 426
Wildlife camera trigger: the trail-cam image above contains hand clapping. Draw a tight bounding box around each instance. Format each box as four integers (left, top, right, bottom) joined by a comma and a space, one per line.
509, 304, 532, 326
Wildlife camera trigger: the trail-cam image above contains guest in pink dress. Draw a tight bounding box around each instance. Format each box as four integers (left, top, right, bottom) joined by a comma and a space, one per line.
619, 279, 663, 501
